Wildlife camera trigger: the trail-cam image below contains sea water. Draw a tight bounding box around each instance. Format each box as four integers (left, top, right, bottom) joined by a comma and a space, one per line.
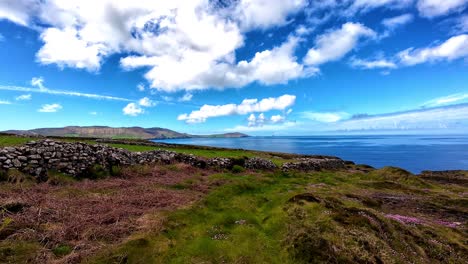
153, 135, 468, 173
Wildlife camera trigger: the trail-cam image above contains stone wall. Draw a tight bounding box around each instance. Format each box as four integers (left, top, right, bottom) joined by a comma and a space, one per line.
0, 139, 344, 180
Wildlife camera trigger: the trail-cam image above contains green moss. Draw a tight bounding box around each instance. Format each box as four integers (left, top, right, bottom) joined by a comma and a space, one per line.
52, 244, 73, 257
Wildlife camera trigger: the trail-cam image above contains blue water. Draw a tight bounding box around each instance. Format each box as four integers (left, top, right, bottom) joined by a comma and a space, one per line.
153, 135, 468, 173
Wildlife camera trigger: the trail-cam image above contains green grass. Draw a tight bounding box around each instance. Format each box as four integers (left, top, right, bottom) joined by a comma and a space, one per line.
90, 168, 467, 263
0, 135, 35, 147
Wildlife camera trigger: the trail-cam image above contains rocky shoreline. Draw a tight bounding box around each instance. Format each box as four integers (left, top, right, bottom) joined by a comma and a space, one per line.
0, 139, 346, 180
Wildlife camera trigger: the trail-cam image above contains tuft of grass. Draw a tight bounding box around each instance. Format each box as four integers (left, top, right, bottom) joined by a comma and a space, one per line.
52, 244, 73, 257
0, 169, 35, 184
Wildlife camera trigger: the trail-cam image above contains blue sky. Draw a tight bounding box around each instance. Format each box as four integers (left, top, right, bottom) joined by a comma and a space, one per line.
0, 0, 468, 135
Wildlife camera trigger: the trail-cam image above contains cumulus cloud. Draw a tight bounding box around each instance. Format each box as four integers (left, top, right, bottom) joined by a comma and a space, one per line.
37, 28, 106, 71
123, 102, 144, 116
123, 35, 308, 92
246, 111, 290, 127
178, 94, 296, 124
138, 97, 156, 107
38, 103, 62, 113
0, 1, 368, 92
417, 0, 468, 18
233, 0, 307, 30
304, 23, 376, 66
0, 100, 11, 105
271, 114, 286, 123
15, 94, 32, 101
398, 34, 468, 65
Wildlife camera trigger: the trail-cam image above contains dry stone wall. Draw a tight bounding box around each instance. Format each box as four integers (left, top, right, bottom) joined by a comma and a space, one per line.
0, 139, 345, 180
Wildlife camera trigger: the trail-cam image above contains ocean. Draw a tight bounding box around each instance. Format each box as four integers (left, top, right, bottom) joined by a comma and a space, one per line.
153, 135, 468, 173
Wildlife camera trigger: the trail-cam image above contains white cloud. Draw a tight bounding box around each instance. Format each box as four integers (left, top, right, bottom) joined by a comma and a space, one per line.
0, 100, 11, 105
0, 1, 318, 92
247, 113, 257, 127
421, 93, 468, 107
31, 76, 45, 89
350, 58, 397, 69
271, 114, 286, 123
0, 84, 131, 102
233, 0, 307, 30
247, 113, 267, 127
137, 83, 145, 92
123, 35, 308, 92
417, 0, 468, 18
89, 111, 98, 115
0, 0, 37, 26
349, 0, 414, 14
301, 111, 350, 123
179, 93, 193, 102
15, 94, 32, 101
38, 103, 62, 113
304, 23, 376, 66
398, 34, 468, 65
178, 94, 296, 123
37, 27, 105, 71
382, 13, 414, 29
138, 97, 156, 107
123, 102, 144, 116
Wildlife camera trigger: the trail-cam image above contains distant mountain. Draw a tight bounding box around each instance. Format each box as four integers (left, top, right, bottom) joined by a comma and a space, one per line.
3, 126, 249, 140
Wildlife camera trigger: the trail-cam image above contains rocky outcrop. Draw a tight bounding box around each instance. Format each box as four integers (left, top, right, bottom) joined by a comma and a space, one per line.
281, 158, 345, 172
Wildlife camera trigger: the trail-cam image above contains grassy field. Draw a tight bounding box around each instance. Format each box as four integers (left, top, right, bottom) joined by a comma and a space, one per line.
0, 135, 35, 147
89, 167, 467, 263
0, 134, 467, 263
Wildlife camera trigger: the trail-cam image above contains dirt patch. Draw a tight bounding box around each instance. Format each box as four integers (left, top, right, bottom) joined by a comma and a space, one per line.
0, 163, 217, 263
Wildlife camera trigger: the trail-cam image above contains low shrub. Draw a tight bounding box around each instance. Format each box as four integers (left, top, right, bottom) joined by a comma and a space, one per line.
231, 165, 245, 174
